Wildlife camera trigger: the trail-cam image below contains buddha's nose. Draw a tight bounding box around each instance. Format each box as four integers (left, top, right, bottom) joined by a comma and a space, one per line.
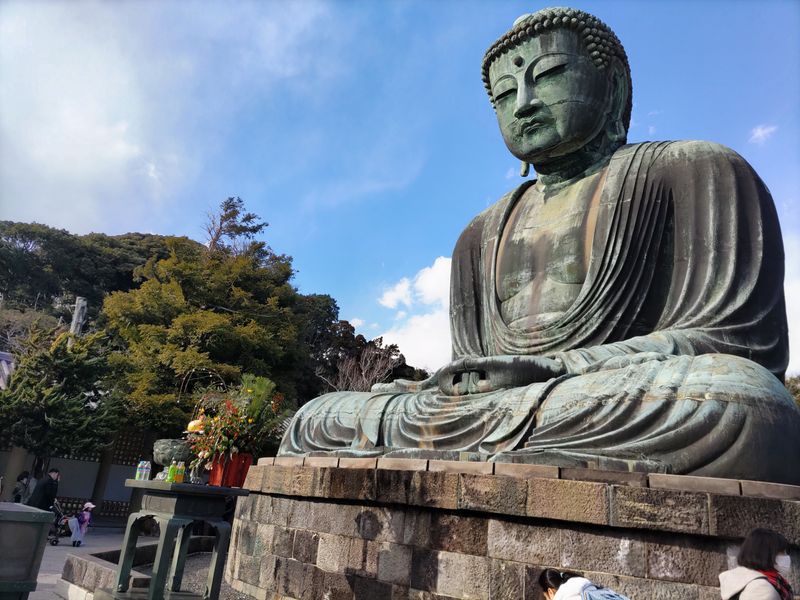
514, 86, 543, 118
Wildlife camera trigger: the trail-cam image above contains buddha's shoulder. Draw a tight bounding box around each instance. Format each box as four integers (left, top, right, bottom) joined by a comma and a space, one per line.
615, 140, 749, 170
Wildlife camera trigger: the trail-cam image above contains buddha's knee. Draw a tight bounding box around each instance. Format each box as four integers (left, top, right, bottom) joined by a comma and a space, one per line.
675, 353, 794, 410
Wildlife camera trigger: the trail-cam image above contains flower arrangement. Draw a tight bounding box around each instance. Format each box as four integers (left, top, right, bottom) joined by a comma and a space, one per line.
187, 374, 286, 473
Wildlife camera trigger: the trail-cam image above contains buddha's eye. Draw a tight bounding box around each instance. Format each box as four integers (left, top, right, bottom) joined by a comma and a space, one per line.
494, 86, 516, 103
532, 56, 569, 82
493, 78, 517, 103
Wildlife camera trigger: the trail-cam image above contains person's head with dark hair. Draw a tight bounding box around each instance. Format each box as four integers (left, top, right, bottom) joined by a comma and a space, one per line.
538, 569, 582, 600
738, 528, 789, 571
47, 468, 61, 480
16, 471, 30, 482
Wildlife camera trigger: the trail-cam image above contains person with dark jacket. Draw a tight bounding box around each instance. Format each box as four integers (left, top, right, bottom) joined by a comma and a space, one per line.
12, 471, 32, 503
26, 468, 60, 510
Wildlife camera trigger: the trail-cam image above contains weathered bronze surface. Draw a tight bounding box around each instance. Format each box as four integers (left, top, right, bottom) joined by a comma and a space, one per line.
278, 7, 800, 484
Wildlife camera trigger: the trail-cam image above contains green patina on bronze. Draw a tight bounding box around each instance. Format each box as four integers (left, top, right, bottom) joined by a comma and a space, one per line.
277, 7, 800, 484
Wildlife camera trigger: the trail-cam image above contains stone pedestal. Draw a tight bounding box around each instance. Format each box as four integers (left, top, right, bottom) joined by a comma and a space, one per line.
0, 502, 52, 600
225, 458, 800, 600
95, 480, 247, 600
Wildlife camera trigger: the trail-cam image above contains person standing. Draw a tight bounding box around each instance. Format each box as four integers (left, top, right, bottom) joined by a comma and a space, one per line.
12, 471, 32, 504
719, 528, 794, 600
68, 502, 95, 547
26, 467, 60, 510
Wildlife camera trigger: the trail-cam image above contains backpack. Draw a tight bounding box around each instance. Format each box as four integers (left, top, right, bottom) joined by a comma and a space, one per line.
582, 588, 631, 600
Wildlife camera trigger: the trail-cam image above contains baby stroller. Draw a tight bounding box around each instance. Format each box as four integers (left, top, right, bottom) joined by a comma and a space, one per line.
48, 500, 72, 545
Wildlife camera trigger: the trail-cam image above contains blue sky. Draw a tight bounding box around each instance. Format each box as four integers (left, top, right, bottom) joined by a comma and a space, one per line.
1, 0, 798, 373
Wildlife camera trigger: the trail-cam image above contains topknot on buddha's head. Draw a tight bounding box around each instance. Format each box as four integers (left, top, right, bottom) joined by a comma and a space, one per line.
482, 7, 632, 128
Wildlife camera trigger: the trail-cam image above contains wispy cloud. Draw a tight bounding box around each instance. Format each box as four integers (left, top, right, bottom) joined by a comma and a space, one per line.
350, 318, 365, 329
749, 124, 778, 145
379, 257, 452, 371
648, 125, 657, 135
379, 279, 413, 309
647, 109, 663, 117
0, 1, 350, 233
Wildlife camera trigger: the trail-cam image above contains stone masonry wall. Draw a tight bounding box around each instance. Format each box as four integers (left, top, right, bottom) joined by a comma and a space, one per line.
226, 457, 800, 600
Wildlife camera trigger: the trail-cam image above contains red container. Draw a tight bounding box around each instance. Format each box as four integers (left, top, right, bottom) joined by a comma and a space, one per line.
208, 453, 253, 487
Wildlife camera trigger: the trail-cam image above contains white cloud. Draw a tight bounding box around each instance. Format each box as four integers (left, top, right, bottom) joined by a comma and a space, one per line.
784, 232, 800, 376
0, 1, 347, 233
647, 109, 663, 116
379, 278, 412, 309
505, 167, 516, 180
350, 318, 365, 329
379, 257, 452, 371
749, 124, 778, 145
648, 125, 657, 135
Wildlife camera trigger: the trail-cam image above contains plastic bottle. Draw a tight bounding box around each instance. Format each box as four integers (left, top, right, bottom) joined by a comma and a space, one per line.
135, 460, 144, 480
175, 461, 185, 483
166, 460, 177, 483
141, 461, 151, 481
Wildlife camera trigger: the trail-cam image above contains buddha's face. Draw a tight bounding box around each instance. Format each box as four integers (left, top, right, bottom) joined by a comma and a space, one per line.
488, 28, 612, 164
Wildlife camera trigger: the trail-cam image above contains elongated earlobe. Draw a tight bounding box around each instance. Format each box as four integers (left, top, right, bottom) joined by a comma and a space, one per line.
520, 161, 530, 177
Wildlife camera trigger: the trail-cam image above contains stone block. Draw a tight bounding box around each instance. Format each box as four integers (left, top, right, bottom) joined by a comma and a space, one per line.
274, 456, 305, 467
237, 554, 262, 586
317, 533, 353, 573
272, 525, 295, 557
357, 506, 405, 543
611, 486, 709, 535
269, 496, 295, 527
316, 502, 361, 538
489, 559, 525, 600
487, 518, 561, 564
274, 557, 306, 599
402, 509, 432, 547
377, 543, 413, 586
646, 537, 728, 586
304, 456, 340, 468
238, 519, 259, 555
317, 570, 356, 600
410, 548, 439, 592
561, 467, 648, 487
697, 586, 722, 600
339, 457, 378, 469
263, 465, 295, 495
429, 513, 488, 556
292, 466, 331, 497
428, 460, 493, 474
527, 477, 610, 525
740, 480, 800, 500
409, 471, 459, 510
250, 493, 274, 524
257, 456, 275, 466
259, 554, 278, 590
459, 473, 527, 516
378, 458, 428, 471
293, 529, 320, 564
709, 494, 800, 544
587, 570, 702, 600
434, 551, 489, 599
353, 576, 394, 600
243, 464, 266, 491
254, 522, 276, 556
377, 470, 459, 510
377, 469, 415, 505
493, 463, 559, 479
560, 528, 646, 577
329, 467, 376, 501
649, 473, 741, 496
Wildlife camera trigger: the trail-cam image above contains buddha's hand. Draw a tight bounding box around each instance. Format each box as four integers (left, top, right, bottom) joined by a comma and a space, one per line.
436, 355, 566, 396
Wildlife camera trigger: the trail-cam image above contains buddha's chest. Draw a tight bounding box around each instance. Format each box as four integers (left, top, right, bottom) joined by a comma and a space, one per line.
495, 172, 604, 325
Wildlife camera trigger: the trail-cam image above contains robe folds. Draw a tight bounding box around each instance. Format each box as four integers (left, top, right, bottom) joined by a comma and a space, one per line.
279, 141, 800, 484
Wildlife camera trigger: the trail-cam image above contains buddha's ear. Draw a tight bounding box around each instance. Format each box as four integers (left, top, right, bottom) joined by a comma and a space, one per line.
606, 58, 629, 143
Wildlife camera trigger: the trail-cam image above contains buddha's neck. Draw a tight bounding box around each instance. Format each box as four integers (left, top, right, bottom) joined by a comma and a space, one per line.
533, 134, 622, 188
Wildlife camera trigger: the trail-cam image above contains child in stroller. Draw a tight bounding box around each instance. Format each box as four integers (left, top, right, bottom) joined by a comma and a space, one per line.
48, 500, 71, 546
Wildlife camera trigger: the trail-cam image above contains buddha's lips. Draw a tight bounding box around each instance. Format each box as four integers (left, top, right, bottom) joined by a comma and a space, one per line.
518, 119, 548, 136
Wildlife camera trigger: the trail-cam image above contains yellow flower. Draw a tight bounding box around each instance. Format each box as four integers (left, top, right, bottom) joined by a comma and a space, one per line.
246, 389, 253, 393
248, 418, 253, 423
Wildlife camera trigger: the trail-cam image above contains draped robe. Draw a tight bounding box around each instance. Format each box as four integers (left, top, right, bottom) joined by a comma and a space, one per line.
279, 141, 800, 484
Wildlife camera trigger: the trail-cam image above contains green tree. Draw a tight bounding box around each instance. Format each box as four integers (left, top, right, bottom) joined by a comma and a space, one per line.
0, 327, 121, 468
102, 200, 303, 436
786, 376, 800, 408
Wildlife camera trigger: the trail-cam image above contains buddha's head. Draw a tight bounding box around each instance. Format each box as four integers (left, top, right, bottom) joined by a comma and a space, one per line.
482, 8, 632, 168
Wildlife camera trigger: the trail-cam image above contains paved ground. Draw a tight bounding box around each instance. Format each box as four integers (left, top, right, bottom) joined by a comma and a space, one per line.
31, 527, 126, 600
